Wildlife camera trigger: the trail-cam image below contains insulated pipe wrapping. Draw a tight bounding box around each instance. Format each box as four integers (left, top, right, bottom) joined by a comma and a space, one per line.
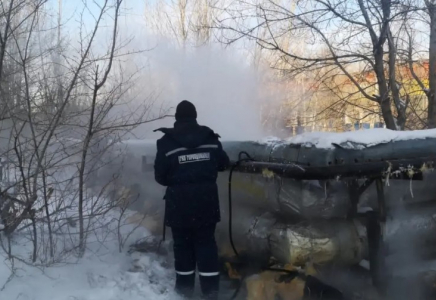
218, 171, 436, 220
232, 205, 436, 268
257, 218, 367, 267
216, 173, 351, 220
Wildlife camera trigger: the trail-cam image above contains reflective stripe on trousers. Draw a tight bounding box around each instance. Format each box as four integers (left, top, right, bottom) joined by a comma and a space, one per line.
176, 270, 195, 275
175, 270, 219, 276
199, 272, 219, 277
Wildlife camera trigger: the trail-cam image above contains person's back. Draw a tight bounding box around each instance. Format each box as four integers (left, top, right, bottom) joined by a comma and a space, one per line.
154, 100, 230, 299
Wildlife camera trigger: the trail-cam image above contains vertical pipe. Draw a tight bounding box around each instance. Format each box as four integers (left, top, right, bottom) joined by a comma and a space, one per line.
376, 178, 387, 222
366, 211, 387, 296
348, 179, 360, 219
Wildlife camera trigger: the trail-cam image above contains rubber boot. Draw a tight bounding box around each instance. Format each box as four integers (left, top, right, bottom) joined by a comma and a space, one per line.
199, 275, 219, 300
175, 273, 195, 299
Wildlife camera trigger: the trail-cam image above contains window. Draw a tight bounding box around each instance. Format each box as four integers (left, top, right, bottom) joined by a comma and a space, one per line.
354, 122, 360, 131
374, 122, 385, 128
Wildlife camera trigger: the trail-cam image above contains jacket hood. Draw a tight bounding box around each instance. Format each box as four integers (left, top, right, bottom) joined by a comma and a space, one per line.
154, 121, 220, 148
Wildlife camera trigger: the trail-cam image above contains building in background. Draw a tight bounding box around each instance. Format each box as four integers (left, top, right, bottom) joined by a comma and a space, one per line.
263, 60, 429, 137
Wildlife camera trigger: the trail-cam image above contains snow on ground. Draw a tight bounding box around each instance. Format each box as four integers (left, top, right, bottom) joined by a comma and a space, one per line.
0, 210, 178, 300
261, 128, 436, 149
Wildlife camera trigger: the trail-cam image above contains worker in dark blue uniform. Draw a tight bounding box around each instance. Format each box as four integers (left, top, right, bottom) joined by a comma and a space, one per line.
154, 100, 230, 299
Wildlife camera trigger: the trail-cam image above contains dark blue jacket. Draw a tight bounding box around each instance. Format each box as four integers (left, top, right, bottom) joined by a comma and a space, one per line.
154, 120, 230, 228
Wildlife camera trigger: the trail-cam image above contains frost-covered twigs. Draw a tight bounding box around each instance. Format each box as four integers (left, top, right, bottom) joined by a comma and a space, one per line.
0, 0, 168, 269
77, 0, 123, 258
0, 257, 15, 292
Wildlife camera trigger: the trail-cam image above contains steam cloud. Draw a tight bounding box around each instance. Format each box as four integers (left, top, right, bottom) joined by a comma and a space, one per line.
112, 24, 269, 141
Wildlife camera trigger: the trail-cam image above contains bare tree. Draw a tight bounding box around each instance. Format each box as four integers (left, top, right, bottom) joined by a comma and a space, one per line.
215, 0, 423, 130
0, 0, 169, 269
427, 0, 436, 127
402, 1, 436, 128
144, 0, 221, 47
76, 0, 123, 257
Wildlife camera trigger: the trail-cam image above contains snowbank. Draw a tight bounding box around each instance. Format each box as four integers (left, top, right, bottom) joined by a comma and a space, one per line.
0, 249, 175, 300
0, 210, 177, 300
261, 128, 436, 149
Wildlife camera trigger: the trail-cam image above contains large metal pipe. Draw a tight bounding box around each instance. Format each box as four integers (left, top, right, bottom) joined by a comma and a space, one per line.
98, 140, 436, 220
127, 201, 436, 268
233, 158, 433, 180
91, 139, 436, 268
216, 204, 436, 268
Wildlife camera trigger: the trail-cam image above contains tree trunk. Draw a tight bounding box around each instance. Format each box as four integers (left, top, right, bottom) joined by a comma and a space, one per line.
372, 0, 397, 130
374, 51, 397, 130
388, 26, 406, 130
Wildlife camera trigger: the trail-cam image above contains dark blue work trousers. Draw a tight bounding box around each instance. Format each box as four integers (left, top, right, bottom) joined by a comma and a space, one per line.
171, 224, 219, 299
